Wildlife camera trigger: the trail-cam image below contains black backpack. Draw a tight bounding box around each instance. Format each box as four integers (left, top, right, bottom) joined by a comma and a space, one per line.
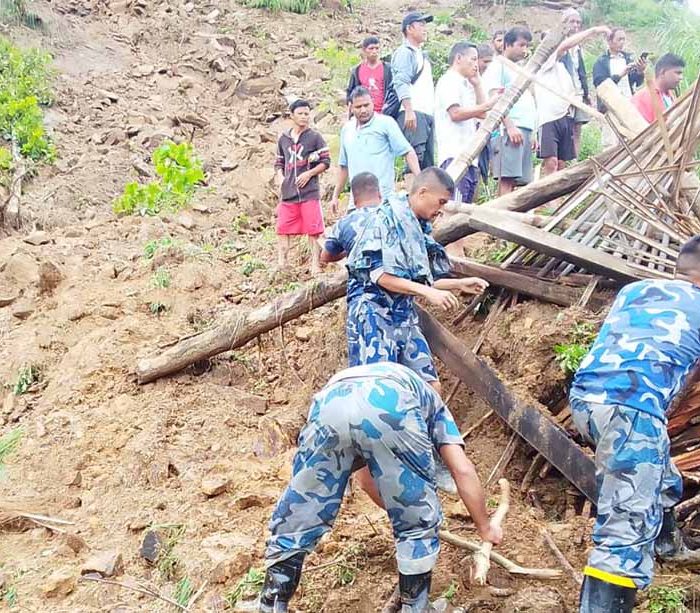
382, 49, 425, 119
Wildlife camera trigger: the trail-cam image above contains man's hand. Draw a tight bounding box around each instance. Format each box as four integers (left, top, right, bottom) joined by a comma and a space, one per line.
455, 277, 489, 295
595, 25, 612, 38
424, 287, 460, 311
467, 73, 482, 87
296, 171, 313, 189
478, 520, 504, 545
506, 125, 523, 146
330, 195, 340, 216
404, 109, 417, 132
274, 172, 284, 190
531, 135, 538, 152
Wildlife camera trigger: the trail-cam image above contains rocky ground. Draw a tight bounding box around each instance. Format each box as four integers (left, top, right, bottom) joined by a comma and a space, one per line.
0, 0, 698, 611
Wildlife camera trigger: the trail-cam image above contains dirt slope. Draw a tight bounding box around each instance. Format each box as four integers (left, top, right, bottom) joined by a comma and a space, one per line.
1, 1, 697, 611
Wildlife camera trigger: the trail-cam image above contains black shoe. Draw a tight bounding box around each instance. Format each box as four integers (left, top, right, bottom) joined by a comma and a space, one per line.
656, 509, 700, 565
259, 553, 305, 613
399, 571, 433, 612
579, 575, 636, 613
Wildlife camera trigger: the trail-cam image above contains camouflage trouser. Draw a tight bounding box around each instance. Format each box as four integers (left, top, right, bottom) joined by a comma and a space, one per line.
265, 378, 444, 575
571, 399, 683, 588
346, 300, 438, 383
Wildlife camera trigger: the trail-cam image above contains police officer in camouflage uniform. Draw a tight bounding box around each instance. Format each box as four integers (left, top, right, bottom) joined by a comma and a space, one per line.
259, 362, 502, 612
570, 236, 700, 612
344, 166, 488, 397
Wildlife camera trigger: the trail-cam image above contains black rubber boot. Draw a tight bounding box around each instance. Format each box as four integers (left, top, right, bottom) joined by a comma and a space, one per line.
656, 509, 700, 564
579, 575, 636, 613
259, 553, 305, 613
399, 571, 433, 612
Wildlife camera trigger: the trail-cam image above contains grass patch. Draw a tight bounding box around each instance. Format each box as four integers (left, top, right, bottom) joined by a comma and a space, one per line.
155, 524, 185, 580
441, 579, 458, 603
225, 567, 266, 609
0, 428, 23, 473
578, 124, 602, 162
648, 586, 687, 613
174, 577, 194, 607
113, 141, 205, 216
239, 254, 266, 277
143, 235, 177, 259
12, 365, 40, 395
148, 301, 168, 316
242, 0, 319, 14
151, 267, 172, 289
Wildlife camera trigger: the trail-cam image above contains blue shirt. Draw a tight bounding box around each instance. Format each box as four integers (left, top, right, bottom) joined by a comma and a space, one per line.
570, 279, 700, 421
346, 193, 451, 325
339, 114, 411, 202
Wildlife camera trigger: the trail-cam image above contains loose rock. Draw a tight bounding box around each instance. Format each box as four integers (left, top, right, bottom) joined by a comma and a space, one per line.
42, 569, 76, 598
140, 530, 163, 564
81, 550, 124, 577
23, 231, 51, 246
294, 326, 312, 342
201, 475, 230, 497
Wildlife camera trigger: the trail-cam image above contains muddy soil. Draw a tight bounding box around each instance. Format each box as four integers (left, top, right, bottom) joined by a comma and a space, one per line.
1, 1, 699, 612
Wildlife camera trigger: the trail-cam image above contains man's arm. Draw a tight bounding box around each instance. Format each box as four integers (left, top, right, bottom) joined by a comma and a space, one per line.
439, 444, 502, 544
331, 166, 349, 214
591, 55, 611, 88
446, 77, 495, 121
376, 273, 460, 311
392, 46, 417, 131
555, 26, 611, 59
434, 277, 489, 294
404, 149, 421, 176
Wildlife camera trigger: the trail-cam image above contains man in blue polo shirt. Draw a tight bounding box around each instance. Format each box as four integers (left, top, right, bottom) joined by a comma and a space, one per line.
570, 236, 700, 612
330, 86, 421, 213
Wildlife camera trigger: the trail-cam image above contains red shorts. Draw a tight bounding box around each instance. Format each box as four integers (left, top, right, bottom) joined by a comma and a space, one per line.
276, 199, 325, 236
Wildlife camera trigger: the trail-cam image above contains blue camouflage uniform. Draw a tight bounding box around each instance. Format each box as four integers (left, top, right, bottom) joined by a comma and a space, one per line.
570, 279, 700, 589
344, 193, 451, 383
264, 362, 464, 574
323, 205, 379, 261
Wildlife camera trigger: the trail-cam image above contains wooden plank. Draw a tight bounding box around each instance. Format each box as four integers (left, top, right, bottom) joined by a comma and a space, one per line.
467, 207, 643, 282
596, 78, 648, 138
417, 307, 597, 502
445, 27, 565, 182
448, 257, 606, 309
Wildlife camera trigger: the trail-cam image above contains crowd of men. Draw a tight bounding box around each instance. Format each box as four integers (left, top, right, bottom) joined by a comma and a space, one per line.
263, 8, 698, 613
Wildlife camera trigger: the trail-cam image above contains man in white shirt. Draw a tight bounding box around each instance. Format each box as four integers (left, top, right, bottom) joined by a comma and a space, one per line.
390, 11, 436, 169
561, 8, 591, 157
434, 41, 495, 203
536, 25, 611, 176
482, 27, 538, 196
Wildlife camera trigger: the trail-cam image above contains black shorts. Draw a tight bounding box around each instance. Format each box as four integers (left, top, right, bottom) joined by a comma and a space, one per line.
538, 115, 576, 162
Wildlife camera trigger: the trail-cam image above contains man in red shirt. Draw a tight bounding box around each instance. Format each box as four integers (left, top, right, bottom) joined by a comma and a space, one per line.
346, 37, 393, 114
632, 53, 685, 123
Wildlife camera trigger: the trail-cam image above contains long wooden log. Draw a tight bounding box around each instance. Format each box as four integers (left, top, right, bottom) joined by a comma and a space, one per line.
417, 306, 597, 501
135, 272, 348, 384
445, 27, 564, 182
467, 207, 642, 282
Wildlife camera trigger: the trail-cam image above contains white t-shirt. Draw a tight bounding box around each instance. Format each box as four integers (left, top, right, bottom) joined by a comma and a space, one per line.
610, 54, 633, 98
411, 52, 435, 116
482, 61, 537, 131
536, 53, 575, 126
434, 68, 478, 166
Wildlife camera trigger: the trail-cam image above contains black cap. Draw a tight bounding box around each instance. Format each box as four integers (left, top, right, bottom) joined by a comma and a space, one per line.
401, 11, 433, 33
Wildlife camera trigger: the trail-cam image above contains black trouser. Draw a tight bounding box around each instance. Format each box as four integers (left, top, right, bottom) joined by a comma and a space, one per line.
397, 110, 434, 169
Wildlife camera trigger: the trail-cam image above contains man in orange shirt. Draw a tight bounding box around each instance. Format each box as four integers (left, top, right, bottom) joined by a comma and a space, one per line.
632, 53, 685, 123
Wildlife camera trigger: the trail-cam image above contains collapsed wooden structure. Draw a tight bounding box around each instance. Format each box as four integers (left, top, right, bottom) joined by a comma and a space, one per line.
134, 32, 700, 534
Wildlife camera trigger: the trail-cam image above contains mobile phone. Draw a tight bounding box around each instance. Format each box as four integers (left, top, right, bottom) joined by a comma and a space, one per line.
640, 52, 650, 61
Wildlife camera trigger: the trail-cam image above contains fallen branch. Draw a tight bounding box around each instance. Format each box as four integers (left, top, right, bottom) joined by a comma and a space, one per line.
461, 409, 495, 440
438, 530, 561, 579
540, 527, 583, 585
474, 478, 511, 585
79, 575, 189, 611
3, 137, 27, 228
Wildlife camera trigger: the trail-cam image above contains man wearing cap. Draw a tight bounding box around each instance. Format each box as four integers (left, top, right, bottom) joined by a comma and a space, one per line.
389, 11, 436, 169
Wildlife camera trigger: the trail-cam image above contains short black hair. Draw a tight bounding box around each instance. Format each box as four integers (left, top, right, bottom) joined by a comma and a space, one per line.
477, 43, 494, 59
362, 36, 380, 48
289, 99, 311, 113
448, 41, 477, 66
351, 172, 380, 200
607, 27, 625, 43
411, 166, 455, 196
492, 29, 505, 39
676, 236, 700, 275
349, 86, 372, 102
655, 53, 685, 77
504, 26, 532, 47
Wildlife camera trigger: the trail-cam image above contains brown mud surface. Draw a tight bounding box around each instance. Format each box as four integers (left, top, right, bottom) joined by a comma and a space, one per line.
1, 1, 699, 611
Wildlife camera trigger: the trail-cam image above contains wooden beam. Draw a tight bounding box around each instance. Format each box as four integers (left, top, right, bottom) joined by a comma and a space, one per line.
497, 55, 604, 121
466, 207, 643, 282
596, 78, 648, 138
417, 307, 597, 502
445, 27, 565, 182
448, 257, 606, 309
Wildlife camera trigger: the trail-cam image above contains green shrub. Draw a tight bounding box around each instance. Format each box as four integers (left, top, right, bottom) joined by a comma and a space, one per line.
113, 141, 205, 216
656, 6, 700, 91
0, 37, 55, 163
648, 586, 687, 613
553, 323, 598, 374
592, 0, 665, 30
0, 427, 22, 471
12, 365, 40, 395
225, 568, 265, 608
578, 124, 602, 161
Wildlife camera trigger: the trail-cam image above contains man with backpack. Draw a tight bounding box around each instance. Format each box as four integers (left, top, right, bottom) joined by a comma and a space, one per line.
386, 11, 436, 169
346, 36, 393, 113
